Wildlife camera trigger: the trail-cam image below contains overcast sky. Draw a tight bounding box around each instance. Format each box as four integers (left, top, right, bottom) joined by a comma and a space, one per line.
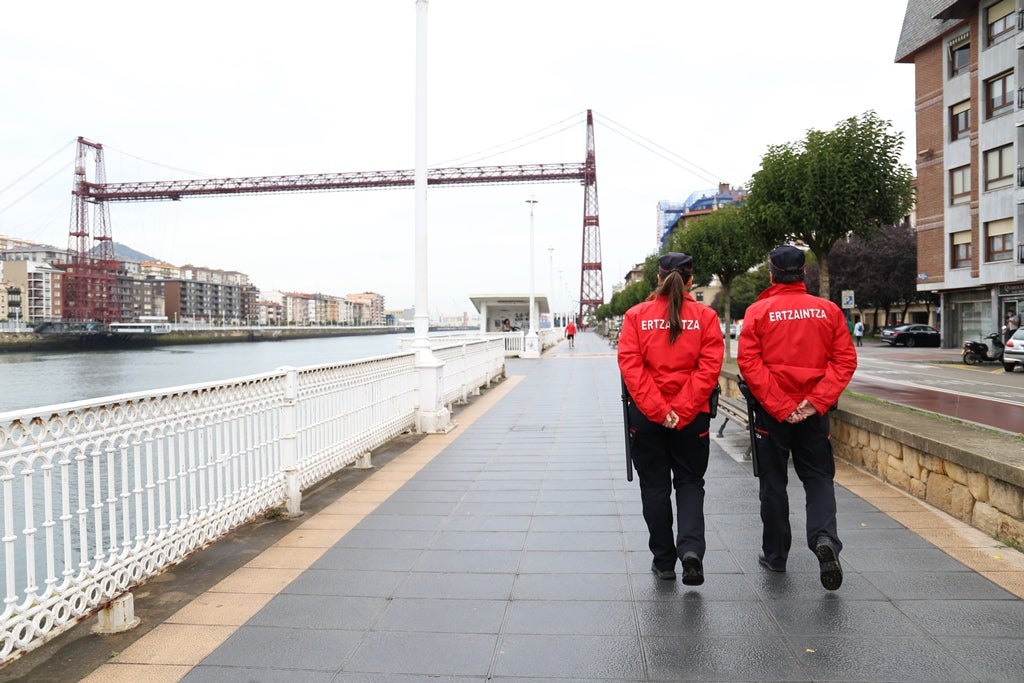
0, 1, 915, 317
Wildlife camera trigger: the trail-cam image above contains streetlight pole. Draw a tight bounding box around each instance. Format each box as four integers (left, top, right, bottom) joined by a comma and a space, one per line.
524, 195, 539, 358
409, 0, 450, 432
547, 246, 554, 327
413, 0, 430, 354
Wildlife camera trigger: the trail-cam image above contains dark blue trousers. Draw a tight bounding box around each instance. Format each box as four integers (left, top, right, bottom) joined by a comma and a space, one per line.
629, 406, 710, 570
754, 410, 842, 568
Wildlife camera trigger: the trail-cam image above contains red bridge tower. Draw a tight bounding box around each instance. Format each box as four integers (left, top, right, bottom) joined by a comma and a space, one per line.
578, 110, 604, 323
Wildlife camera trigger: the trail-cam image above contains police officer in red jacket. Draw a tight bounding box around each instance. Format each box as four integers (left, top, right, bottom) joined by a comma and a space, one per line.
737, 245, 857, 590
617, 252, 724, 585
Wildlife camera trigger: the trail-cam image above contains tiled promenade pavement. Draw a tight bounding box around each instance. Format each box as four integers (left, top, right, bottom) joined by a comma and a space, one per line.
61, 333, 1024, 681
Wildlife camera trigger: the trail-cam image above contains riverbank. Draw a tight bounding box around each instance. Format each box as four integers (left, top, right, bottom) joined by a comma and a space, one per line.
0, 325, 417, 352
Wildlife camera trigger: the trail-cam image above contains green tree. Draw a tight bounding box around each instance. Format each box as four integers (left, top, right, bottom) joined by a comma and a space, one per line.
829, 219, 918, 329
670, 205, 764, 360
595, 254, 657, 320
745, 110, 914, 300
715, 264, 772, 321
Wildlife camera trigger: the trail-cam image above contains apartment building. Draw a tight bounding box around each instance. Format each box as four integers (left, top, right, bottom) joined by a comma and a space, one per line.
0, 236, 41, 252
0, 260, 62, 323
347, 292, 384, 326
139, 261, 181, 280
163, 279, 244, 324
897, 0, 1024, 345
0, 283, 18, 327
116, 275, 165, 322
0, 244, 69, 264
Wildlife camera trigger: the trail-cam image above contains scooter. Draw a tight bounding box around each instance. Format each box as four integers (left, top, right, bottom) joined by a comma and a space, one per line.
962, 332, 1005, 365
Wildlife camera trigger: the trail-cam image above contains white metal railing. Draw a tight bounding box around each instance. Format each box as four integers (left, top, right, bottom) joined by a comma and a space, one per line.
0, 340, 504, 665
400, 330, 562, 357
434, 340, 507, 406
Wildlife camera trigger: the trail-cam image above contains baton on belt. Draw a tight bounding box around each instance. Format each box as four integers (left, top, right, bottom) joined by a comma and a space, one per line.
737, 378, 760, 478
620, 376, 634, 482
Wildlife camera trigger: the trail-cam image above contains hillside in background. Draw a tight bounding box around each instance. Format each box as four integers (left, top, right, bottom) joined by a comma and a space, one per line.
87, 242, 159, 263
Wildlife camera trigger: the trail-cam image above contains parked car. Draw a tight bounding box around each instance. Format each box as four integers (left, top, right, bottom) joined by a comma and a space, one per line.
718, 321, 743, 338
1003, 328, 1024, 372
880, 323, 941, 347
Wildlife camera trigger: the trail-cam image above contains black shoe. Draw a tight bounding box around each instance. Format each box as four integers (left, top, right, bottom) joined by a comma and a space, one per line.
758, 554, 785, 573
815, 537, 843, 591
651, 562, 676, 580
681, 552, 704, 586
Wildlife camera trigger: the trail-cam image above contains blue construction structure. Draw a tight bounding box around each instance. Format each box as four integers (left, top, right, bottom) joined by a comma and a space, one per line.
658, 183, 747, 247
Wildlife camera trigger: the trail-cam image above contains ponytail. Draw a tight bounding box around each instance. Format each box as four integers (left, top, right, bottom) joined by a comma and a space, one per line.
657, 269, 689, 344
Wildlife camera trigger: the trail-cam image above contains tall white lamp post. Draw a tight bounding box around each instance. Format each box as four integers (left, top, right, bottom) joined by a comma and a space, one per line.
410, 0, 450, 432
547, 246, 554, 327
524, 195, 540, 358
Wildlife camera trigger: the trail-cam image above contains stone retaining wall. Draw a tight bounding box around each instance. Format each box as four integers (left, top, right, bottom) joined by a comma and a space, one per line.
720, 367, 1024, 548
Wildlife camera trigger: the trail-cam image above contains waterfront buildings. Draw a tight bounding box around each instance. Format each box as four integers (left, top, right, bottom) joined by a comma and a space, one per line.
0, 239, 385, 326
897, 0, 1024, 344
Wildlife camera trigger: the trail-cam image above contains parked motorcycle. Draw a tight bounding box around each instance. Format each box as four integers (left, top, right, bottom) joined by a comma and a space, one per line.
962, 332, 1005, 365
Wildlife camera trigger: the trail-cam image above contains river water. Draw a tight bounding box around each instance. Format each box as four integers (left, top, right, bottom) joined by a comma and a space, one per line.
0, 333, 418, 414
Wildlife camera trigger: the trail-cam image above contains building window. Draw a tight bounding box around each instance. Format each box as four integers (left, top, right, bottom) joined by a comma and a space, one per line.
950, 100, 971, 140
986, 218, 1014, 261
987, 0, 1015, 45
986, 71, 1015, 118
951, 231, 972, 268
949, 33, 970, 78
950, 165, 972, 204
985, 144, 1014, 189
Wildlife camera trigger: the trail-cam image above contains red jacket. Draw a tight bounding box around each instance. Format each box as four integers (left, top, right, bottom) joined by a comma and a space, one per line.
736, 282, 857, 421
617, 292, 724, 428
565, 322, 577, 335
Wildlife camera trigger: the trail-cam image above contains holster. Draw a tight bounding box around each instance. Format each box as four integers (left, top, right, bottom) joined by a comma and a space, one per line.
708, 384, 721, 418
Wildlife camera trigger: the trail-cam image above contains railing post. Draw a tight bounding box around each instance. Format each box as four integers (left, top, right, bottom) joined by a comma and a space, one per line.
416, 353, 452, 434
92, 593, 140, 634
279, 366, 302, 516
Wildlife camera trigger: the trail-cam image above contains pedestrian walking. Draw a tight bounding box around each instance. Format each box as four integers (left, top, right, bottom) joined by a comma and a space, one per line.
736, 245, 858, 590
1005, 309, 1020, 343
617, 252, 724, 585
853, 320, 864, 347
565, 320, 577, 348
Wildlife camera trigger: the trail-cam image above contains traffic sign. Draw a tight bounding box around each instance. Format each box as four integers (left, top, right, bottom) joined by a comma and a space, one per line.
841, 290, 855, 309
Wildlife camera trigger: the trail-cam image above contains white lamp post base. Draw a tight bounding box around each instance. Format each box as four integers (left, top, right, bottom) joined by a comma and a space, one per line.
523, 330, 540, 358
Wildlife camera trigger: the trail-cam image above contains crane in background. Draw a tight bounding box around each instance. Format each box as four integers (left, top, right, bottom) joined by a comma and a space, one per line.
63, 111, 606, 326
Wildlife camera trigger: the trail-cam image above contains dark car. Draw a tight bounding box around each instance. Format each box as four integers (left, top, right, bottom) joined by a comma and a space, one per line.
1003, 328, 1024, 372
880, 323, 941, 347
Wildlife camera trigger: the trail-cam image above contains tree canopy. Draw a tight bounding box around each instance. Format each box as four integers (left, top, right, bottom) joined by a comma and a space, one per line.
827, 219, 919, 327
594, 253, 657, 320
745, 110, 915, 300
670, 205, 764, 360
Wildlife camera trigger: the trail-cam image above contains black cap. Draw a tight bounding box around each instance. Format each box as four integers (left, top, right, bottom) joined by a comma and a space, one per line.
658, 252, 693, 278
769, 245, 805, 273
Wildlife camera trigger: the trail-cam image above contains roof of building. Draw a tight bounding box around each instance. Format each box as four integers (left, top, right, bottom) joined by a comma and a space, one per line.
895, 0, 969, 63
